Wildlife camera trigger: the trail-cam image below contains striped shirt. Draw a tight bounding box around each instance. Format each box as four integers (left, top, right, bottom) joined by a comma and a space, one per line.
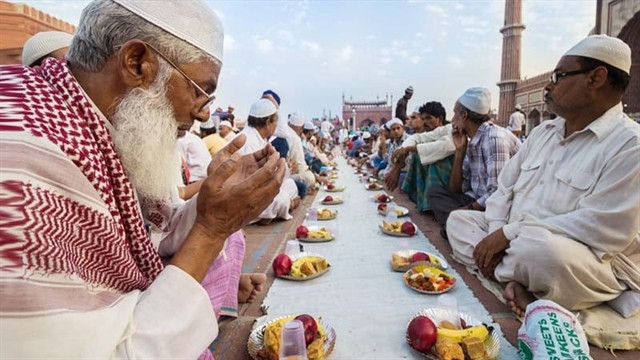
462, 122, 520, 207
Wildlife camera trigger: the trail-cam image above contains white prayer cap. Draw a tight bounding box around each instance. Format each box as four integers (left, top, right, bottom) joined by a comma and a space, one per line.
412, 105, 421, 114
200, 118, 215, 129
248, 98, 277, 118
405, 86, 414, 94
219, 120, 232, 129
386, 118, 403, 129
458, 87, 491, 115
362, 131, 372, 139
303, 121, 315, 130
515, 104, 522, 111
22, 31, 73, 66
112, 0, 224, 63
563, 35, 631, 74
289, 113, 305, 126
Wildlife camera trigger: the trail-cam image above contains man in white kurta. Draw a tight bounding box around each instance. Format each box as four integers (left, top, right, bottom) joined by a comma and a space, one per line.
507, 104, 525, 138
447, 35, 640, 314
176, 130, 212, 182
285, 113, 316, 188
239, 99, 299, 222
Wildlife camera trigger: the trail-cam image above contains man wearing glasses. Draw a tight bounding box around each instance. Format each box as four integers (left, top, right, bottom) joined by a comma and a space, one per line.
446, 35, 639, 318
0, 0, 285, 358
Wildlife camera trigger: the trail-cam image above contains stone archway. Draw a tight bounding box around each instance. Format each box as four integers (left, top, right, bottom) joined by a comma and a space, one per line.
526, 109, 540, 136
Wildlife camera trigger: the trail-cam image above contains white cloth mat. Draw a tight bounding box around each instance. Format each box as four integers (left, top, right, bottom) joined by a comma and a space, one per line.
260, 156, 518, 359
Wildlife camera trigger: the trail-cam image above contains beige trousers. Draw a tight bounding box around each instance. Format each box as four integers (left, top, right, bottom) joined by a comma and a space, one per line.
447, 210, 627, 311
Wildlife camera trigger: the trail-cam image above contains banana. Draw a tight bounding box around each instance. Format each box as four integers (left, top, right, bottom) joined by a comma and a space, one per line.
436, 324, 489, 343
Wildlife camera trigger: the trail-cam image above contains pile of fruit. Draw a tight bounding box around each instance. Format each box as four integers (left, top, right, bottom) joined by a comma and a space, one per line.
257, 314, 327, 360
272, 254, 330, 279
316, 208, 337, 220
382, 220, 416, 236
321, 195, 342, 204
404, 266, 455, 293
406, 315, 492, 360
296, 225, 332, 240
391, 251, 442, 270
373, 193, 392, 203
378, 203, 405, 216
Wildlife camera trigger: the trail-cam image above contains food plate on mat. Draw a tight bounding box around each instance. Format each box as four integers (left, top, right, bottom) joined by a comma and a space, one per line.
372, 193, 394, 203
325, 185, 346, 192
377, 204, 409, 217
391, 250, 448, 271
320, 195, 344, 205
365, 183, 384, 191
276, 252, 331, 281
316, 208, 338, 220
248, 314, 337, 360
380, 220, 417, 237
403, 265, 456, 294
406, 307, 499, 359
297, 225, 335, 243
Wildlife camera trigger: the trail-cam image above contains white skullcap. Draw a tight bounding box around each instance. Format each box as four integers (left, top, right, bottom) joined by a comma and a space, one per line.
405, 86, 414, 94
113, 0, 224, 63
22, 31, 73, 66
219, 120, 232, 129
249, 98, 277, 118
303, 121, 315, 130
563, 34, 631, 74
386, 118, 403, 129
412, 105, 421, 114
200, 118, 215, 129
362, 131, 372, 139
458, 87, 491, 115
289, 113, 305, 126
515, 104, 522, 111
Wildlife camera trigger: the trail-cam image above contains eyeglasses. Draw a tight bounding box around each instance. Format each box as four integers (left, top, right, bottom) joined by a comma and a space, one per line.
145, 43, 216, 111
550, 67, 596, 85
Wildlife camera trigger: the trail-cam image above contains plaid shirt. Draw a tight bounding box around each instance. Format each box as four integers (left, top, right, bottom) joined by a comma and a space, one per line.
462, 122, 520, 207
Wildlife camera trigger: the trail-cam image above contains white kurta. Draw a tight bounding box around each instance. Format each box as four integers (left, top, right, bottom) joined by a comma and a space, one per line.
447, 103, 640, 310
508, 111, 525, 132
238, 126, 297, 221
176, 132, 212, 182
401, 124, 456, 165
283, 126, 315, 187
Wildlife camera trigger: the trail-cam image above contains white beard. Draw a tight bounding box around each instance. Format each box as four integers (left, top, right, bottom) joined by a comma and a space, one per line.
110, 63, 180, 204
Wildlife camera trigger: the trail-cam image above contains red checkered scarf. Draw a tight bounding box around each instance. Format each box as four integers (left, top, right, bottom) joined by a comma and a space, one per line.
0, 58, 163, 292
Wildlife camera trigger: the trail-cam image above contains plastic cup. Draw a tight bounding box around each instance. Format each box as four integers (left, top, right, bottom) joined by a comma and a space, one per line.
385, 209, 398, 223
279, 320, 308, 360
437, 294, 462, 328
285, 240, 301, 256
307, 208, 318, 222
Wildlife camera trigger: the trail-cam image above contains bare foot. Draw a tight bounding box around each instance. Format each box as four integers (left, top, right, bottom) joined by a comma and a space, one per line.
238, 273, 267, 304
503, 281, 537, 318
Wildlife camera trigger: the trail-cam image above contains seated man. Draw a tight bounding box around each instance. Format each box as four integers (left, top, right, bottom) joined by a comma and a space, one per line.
447, 35, 639, 315
200, 117, 228, 156
0, 0, 285, 358
378, 118, 408, 179
387, 102, 456, 212
427, 88, 520, 235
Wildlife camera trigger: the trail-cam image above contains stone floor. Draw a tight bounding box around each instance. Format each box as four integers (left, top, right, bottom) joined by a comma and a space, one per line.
210, 179, 636, 360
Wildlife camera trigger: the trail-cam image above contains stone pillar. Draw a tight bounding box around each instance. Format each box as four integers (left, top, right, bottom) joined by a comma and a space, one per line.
497, 0, 525, 127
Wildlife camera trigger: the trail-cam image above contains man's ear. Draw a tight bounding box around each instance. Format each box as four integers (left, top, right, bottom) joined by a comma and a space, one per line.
588, 66, 609, 90
116, 40, 160, 89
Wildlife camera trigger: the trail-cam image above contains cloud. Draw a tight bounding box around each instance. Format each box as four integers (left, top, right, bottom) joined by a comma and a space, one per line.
408, 56, 421, 64
224, 34, 236, 52
337, 45, 353, 63
415, 32, 424, 38
380, 57, 392, 65
426, 4, 449, 19
255, 38, 273, 53
277, 30, 296, 45
301, 40, 321, 56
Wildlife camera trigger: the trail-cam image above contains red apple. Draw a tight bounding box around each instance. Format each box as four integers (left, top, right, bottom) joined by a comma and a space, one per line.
401, 222, 416, 236
294, 314, 318, 346
378, 194, 388, 203
368, 183, 377, 189
327, 184, 335, 190
377, 203, 387, 212
296, 225, 309, 239
272, 254, 292, 276
410, 252, 430, 263
324, 195, 333, 202
407, 316, 437, 351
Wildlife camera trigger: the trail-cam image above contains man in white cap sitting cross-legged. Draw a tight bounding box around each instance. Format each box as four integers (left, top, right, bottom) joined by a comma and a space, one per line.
426, 87, 520, 237
0, 0, 286, 358
447, 35, 640, 317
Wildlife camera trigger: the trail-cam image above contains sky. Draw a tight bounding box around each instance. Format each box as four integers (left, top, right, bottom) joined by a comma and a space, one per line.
14, 0, 596, 122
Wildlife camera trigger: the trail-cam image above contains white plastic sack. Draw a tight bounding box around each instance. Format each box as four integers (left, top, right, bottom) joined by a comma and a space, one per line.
517, 300, 592, 360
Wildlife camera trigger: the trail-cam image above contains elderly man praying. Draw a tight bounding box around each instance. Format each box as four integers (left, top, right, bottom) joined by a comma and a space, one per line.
447, 35, 639, 316
0, 0, 286, 358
